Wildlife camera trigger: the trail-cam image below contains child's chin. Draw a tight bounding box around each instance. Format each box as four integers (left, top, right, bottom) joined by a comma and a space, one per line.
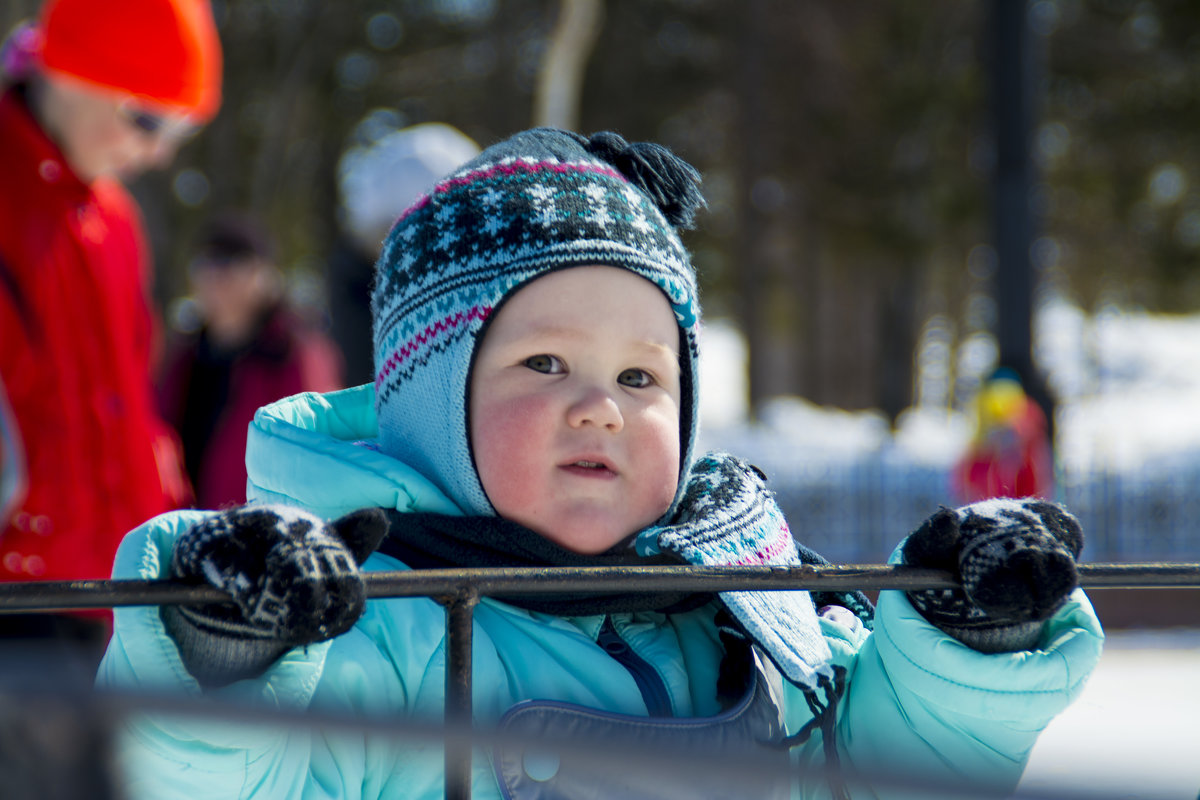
536, 523, 632, 556
519, 502, 669, 555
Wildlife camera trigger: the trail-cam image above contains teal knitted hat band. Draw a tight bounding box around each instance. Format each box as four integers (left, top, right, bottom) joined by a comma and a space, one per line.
371, 127, 706, 517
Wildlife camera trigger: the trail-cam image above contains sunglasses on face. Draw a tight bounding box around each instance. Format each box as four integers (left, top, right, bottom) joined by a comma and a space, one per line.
117, 101, 199, 140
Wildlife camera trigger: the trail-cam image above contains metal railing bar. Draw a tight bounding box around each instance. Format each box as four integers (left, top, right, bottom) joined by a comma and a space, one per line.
0, 562, 1196, 614
4, 561, 1194, 800
438, 588, 478, 800
0, 672, 1168, 800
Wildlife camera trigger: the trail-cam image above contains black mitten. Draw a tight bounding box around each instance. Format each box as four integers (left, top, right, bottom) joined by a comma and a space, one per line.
160, 505, 389, 688
901, 498, 1083, 653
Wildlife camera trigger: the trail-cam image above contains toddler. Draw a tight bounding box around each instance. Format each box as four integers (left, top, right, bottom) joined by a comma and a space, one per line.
98, 128, 1103, 800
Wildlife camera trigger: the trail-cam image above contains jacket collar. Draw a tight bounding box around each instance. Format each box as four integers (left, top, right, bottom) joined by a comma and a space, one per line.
0, 86, 92, 206
245, 384, 462, 520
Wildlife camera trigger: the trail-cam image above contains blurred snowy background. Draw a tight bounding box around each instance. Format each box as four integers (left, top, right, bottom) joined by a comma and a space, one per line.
697, 298, 1200, 564
1020, 629, 1200, 800
699, 302, 1200, 799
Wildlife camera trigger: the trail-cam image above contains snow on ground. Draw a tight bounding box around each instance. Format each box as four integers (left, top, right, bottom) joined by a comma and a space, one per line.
1020, 628, 1200, 800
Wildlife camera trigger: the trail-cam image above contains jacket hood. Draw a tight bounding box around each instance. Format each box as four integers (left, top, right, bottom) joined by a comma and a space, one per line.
245, 384, 462, 520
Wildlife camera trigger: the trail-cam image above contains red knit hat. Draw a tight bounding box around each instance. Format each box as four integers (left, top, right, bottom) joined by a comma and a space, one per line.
38, 0, 222, 121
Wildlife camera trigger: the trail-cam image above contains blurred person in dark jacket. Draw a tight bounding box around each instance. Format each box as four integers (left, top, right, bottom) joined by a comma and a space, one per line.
0, 0, 220, 658
159, 213, 344, 509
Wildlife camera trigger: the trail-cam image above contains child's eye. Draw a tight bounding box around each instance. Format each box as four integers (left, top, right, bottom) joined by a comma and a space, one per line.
523, 354, 563, 374
617, 368, 653, 388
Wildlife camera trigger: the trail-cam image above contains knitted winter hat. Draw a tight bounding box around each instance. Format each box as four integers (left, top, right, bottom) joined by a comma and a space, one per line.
371, 127, 705, 518
37, 0, 222, 120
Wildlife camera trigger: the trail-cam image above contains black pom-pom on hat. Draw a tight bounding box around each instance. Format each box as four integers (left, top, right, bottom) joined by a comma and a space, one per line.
581, 130, 707, 230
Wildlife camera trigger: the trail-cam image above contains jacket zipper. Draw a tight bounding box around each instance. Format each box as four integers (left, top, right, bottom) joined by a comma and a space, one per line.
597, 616, 673, 717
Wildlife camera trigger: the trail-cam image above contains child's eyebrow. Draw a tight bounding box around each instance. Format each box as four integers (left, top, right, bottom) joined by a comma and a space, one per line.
509, 326, 680, 366
633, 341, 683, 372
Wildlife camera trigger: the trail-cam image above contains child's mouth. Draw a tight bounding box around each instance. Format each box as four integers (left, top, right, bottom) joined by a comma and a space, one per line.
561, 460, 616, 477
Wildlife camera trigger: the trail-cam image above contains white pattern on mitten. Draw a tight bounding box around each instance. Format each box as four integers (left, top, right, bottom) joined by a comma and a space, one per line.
902, 498, 1082, 653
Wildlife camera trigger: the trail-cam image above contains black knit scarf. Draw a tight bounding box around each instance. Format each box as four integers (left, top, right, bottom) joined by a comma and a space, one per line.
377, 510, 711, 615
376, 510, 873, 624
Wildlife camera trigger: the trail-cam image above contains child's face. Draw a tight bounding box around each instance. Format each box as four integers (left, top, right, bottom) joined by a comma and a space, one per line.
470, 266, 683, 554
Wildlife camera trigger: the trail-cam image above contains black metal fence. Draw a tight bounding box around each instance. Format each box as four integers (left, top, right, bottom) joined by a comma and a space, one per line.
1, 563, 1197, 800
707, 443, 1200, 564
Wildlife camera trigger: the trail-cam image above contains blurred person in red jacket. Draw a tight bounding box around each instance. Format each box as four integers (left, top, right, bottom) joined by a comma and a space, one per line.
0, 0, 220, 658
952, 367, 1055, 503
158, 213, 344, 510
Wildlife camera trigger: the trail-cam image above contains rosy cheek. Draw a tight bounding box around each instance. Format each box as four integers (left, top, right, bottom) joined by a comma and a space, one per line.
649, 471, 679, 522
631, 416, 681, 521
472, 397, 542, 511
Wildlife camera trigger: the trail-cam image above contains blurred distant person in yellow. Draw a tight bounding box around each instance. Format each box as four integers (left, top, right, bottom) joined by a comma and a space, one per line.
158, 213, 344, 509
0, 0, 221, 658
952, 367, 1054, 503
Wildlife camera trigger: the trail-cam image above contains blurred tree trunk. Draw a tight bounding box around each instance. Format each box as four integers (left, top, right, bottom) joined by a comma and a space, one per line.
736, 0, 770, 421
792, 217, 821, 402
878, 263, 918, 427
813, 258, 873, 409
247, 8, 324, 213
534, 0, 605, 130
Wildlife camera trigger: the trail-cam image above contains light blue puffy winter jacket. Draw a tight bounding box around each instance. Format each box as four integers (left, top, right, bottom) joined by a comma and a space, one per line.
97, 385, 1104, 800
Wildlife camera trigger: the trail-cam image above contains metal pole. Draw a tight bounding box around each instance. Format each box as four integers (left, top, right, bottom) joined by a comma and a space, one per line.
990, 0, 1057, 440
438, 588, 478, 800
991, 0, 1036, 375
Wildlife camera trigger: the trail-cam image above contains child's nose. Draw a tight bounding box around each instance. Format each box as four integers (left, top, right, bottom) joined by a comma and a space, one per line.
566, 386, 624, 432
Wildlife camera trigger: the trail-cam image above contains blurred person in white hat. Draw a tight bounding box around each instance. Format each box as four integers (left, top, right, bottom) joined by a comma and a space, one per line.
327, 121, 480, 385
